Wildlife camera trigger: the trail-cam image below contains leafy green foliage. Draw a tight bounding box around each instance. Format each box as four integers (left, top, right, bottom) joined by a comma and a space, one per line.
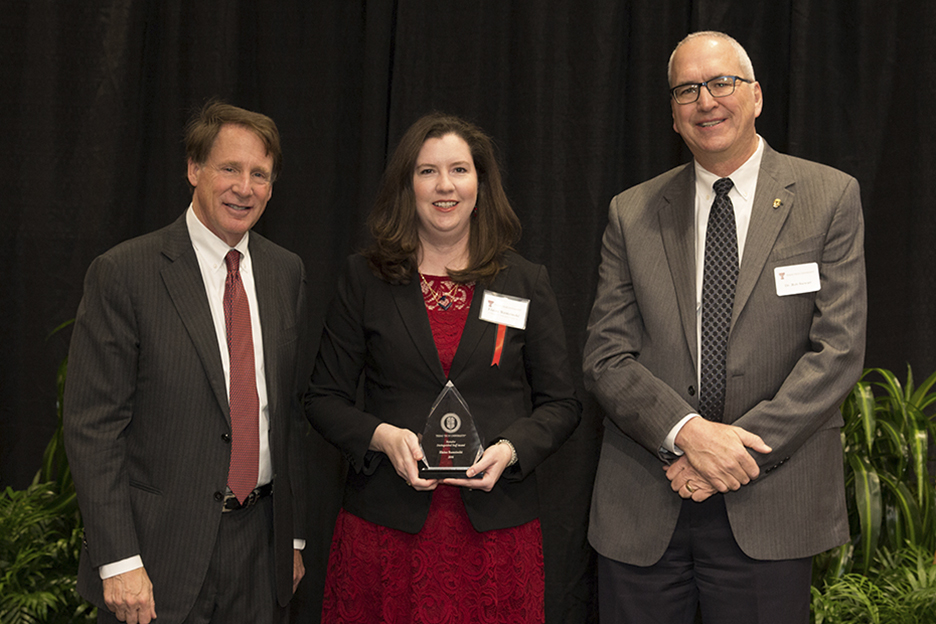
812, 544, 936, 623
811, 366, 936, 622
0, 319, 95, 623
815, 367, 936, 582
0, 482, 95, 623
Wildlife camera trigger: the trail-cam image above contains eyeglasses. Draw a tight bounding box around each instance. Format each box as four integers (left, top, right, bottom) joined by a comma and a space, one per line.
670, 76, 752, 105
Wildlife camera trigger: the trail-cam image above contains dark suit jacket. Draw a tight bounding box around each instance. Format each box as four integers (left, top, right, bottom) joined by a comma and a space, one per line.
64, 213, 308, 620
583, 143, 866, 565
305, 251, 581, 534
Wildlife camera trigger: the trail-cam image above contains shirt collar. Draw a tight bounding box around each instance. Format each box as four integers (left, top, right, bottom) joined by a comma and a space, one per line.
694, 135, 764, 202
186, 204, 251, 271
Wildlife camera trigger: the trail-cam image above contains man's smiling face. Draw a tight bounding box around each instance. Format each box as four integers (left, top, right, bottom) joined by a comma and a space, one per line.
188, 123, 274, 246
670, 35, 762, 175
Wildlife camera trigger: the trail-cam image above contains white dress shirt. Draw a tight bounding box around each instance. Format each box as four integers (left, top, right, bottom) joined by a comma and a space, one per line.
187, 205, 274, 488
662, 136, 765, 454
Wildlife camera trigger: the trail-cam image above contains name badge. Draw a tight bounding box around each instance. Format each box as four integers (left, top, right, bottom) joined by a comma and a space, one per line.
774, 262, 820, 296
479, 290, 529, 330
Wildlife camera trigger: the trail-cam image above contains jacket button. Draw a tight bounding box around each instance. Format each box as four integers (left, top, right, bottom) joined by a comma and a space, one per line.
688, 386, 696, 396
221, 433, 231, 443
214, 491, 224, 502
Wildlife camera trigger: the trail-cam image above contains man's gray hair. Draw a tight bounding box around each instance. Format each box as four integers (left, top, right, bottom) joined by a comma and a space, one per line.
667, 31, 756, 87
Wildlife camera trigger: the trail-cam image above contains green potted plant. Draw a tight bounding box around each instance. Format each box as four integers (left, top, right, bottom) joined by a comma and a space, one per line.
812, 543, 936, 623
811, 366, 936, 621
0, 320, 95, 623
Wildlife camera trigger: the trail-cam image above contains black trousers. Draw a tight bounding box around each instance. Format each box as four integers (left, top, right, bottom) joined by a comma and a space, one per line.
184, 494, 287, 624
598, 495, 812, 624
98, 494, 287, 624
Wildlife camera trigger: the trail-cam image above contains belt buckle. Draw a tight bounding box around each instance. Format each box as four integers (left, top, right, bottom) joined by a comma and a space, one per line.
222, 491, 238, 513
222, 484, 268, 513
242, 487, 260, 509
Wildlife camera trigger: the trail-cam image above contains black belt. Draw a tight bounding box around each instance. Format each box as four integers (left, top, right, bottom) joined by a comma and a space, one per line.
222, 482, 273, 512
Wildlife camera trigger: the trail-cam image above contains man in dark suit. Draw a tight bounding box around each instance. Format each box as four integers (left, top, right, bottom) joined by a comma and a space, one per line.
64, 101, 308, 623
583, 32, 866, 623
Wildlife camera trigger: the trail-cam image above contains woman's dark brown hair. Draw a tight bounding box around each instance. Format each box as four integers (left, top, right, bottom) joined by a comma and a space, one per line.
364, 113, 521, 285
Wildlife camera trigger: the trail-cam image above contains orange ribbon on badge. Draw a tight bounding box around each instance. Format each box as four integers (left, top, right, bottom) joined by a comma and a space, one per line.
491, 323, 507, 367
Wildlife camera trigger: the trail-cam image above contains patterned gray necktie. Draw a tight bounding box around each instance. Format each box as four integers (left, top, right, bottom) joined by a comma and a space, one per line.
699, 178, 737, 422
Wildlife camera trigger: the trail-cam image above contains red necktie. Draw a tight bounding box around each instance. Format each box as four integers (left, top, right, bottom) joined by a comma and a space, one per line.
224, 250, 259, 503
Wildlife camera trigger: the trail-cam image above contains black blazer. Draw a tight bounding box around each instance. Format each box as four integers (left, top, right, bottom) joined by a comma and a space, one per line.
305, 251, 580, 533
64, 214, 308, 618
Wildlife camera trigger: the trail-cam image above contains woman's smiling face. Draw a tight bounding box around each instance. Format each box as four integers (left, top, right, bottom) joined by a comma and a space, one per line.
412, 133, 478, 247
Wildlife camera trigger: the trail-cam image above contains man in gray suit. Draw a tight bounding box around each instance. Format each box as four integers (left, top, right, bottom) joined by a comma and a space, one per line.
583, 32, 866, 623
64, 101, 308, 623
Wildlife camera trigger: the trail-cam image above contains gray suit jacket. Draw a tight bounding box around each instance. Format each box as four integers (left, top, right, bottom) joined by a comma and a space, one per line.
64, 213, 308, 620
583, 143, 866, 565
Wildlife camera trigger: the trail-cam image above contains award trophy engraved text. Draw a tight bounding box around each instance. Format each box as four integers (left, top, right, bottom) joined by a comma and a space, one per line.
419, 380, 484, 479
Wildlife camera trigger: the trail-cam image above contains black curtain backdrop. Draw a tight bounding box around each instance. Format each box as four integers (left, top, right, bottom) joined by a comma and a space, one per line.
3, 2, 934, 622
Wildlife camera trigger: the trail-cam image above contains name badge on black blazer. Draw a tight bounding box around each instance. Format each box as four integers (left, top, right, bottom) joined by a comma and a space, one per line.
479, 290, 529, 329
419, 381, 484, 479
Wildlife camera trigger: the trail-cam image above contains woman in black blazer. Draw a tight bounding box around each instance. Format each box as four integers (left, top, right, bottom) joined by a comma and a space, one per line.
305, 113, 580, 623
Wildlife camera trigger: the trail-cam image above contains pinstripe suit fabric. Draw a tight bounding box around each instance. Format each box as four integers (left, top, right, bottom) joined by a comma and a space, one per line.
64, 214, 307, 622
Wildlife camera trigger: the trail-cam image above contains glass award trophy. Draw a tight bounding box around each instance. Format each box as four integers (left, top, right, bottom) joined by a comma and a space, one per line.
419, 380, 484, 479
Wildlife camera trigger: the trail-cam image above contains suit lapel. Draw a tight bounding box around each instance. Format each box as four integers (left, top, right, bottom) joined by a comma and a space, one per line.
159, 216, 229, 420
733, 145, 794, 325
251, 237, 282, 421
652, 147, 794, 377
659, 165, 700, 369
448, 276, 495, 380
389, 270, 494, 384
391, 278, 448, 384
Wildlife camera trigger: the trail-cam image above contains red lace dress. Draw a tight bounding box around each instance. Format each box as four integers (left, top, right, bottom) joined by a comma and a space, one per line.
321, 274, 546, 624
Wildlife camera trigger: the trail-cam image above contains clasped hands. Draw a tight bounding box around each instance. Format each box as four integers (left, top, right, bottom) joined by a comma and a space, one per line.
370, 423, 512, 493
665, 417, 772, 502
